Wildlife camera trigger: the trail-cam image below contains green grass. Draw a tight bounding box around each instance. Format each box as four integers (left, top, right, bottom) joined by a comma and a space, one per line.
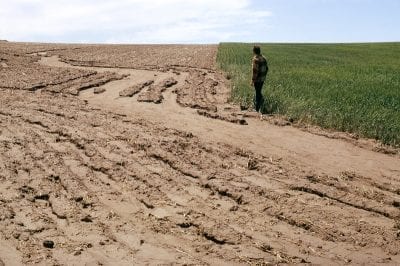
217, 43, 400, 147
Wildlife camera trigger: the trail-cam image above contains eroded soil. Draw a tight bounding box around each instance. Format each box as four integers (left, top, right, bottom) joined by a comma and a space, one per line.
0, 42, 399, 265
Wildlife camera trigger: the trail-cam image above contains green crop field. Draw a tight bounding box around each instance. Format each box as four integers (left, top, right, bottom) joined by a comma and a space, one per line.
217, 43, 400, 147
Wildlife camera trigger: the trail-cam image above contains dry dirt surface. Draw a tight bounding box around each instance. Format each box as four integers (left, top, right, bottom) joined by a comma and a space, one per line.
0, 42, 400, 265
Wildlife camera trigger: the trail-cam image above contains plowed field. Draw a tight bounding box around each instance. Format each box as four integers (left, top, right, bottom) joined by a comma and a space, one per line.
0, 42, 399, 265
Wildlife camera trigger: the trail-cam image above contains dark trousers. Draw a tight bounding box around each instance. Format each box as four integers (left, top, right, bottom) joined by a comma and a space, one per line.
254, 81, 264, 112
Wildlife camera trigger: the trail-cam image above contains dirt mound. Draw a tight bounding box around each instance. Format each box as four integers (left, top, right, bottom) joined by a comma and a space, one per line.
174, 69, 227, 112
137, 77, 178, 104
197, 110, 247, 125
119, 80, 154, 97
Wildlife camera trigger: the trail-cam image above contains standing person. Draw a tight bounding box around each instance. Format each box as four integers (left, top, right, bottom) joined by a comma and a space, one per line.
251, 45, 268, 114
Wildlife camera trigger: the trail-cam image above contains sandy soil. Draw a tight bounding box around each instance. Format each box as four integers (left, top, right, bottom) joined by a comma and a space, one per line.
0, 42, 399, 265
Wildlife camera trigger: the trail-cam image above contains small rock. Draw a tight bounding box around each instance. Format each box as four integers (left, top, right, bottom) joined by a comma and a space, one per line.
81, 215, 93, 223
140, 239, 145, 245
43, 240, 55, 249
238, 119, 248, 125
258, 243, 273, 252
247, 158, 258, 170
34, 193, 50, 201
49, 174, 60, 182
207, 175, 216, 180
20, 233, 29, 241
229, 205, 239, 212
13, 232, 20, 239
74, 196, 84, 202
69, 89, 79, 96
94, 87, 106, 94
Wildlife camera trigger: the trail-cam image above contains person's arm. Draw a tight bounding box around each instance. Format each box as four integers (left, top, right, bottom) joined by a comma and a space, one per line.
251, 58, 258, 86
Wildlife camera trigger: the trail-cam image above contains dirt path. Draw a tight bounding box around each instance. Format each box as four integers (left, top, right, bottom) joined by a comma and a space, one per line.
41, 55, 400, 180
0, 44, 399, 265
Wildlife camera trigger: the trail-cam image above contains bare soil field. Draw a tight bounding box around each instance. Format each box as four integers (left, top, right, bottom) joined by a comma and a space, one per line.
0, 42, 399, 265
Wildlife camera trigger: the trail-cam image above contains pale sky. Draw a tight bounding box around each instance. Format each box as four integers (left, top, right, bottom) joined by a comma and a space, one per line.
0, 0, 399, 43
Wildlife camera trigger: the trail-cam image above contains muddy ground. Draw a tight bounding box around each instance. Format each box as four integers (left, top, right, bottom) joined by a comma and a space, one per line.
0, 42, 399, 265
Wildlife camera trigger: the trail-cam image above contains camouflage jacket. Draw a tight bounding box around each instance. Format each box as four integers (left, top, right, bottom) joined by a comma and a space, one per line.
252, 54, 268, 83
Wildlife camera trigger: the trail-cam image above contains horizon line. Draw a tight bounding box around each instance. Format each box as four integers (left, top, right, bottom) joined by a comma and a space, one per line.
2, 40, 400, 45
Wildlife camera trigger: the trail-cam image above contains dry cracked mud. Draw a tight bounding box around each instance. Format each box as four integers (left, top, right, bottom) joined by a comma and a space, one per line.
0, 42, 399, 265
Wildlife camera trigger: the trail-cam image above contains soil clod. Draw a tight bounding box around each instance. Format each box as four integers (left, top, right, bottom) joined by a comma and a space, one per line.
43, 240, 55, 249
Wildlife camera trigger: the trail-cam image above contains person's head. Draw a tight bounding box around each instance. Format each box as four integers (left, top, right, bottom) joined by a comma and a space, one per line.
253, 45, 261, 55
